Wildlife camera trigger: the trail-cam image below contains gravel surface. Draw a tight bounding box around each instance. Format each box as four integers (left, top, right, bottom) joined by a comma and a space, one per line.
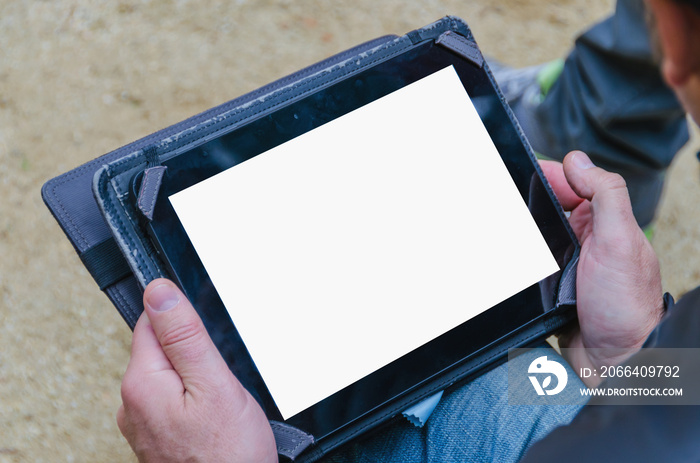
1, 0, 698, 461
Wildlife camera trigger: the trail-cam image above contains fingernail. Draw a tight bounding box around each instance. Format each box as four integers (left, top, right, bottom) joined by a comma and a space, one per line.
146, 283, 180, 312
572, 151, 595, 170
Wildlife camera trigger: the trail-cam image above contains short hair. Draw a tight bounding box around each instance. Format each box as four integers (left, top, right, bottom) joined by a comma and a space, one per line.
676, 0, 700, 12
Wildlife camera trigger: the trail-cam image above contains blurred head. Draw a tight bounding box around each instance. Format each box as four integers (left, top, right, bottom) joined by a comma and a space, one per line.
647, 0, 700, 124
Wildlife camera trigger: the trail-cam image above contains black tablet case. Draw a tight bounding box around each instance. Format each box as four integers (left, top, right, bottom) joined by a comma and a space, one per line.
42, 16, 579, 461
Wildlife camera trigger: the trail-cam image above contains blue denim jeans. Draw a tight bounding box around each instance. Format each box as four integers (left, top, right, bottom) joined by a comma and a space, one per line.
322, 349, 586, 463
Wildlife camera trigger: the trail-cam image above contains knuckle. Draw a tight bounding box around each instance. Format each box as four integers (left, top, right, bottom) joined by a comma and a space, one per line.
158, 318, 206, 351
120, 373, 144, 407
601, 171, 627, 191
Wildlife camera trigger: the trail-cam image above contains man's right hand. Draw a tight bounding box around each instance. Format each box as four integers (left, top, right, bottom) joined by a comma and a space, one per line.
540, 151, 665, 387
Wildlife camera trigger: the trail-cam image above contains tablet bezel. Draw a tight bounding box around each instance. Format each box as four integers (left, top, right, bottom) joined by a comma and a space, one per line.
142, 40, 578, 440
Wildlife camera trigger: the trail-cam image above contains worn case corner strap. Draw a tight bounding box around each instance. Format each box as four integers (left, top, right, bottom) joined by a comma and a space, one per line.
137, 166, 167, 221
557, 254, 579, 307
79, 237, 132, 291
270, 420, 315, 461
435, 31, 484, 68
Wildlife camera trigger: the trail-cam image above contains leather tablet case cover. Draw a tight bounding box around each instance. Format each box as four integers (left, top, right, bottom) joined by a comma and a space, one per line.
42, 16, 578, 461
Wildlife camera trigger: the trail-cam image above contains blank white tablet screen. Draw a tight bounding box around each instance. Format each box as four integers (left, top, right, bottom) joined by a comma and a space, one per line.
170, 66, 560, 420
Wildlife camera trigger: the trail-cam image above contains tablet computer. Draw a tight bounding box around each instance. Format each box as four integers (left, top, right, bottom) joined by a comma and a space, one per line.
42, 17, 581, 461
137, 37, 577, 442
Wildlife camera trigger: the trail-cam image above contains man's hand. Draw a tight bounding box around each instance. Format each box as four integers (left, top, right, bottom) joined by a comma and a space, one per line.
117, 279, 277, 463
540, 151, 665, 387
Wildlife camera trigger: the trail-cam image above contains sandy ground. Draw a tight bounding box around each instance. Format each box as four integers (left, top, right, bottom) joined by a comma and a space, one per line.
1, 0, 699, 461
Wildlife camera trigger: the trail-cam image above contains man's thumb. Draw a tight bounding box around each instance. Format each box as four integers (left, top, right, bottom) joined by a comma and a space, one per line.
563, 151, 639, 235
143, 278, 230, 394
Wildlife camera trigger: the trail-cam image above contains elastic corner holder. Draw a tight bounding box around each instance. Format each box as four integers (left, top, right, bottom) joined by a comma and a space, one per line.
435, 31, 484, 68
137, 166, 167, 221
270, 421, 316, 461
